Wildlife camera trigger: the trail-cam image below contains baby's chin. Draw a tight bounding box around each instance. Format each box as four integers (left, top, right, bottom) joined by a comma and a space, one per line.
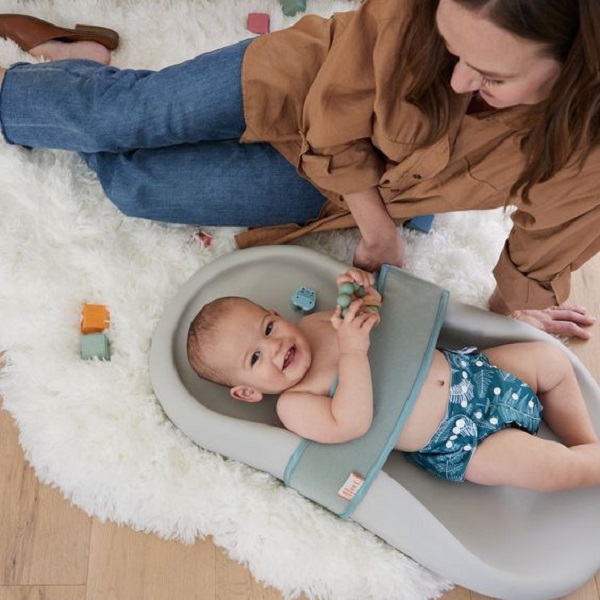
274, 370, 311, 395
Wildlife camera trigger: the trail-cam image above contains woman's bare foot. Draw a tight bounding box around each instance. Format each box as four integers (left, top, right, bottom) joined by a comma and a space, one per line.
29, 40, 111, 64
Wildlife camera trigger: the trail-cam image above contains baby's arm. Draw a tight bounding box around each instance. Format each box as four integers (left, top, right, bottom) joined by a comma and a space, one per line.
277, 299, 378, 443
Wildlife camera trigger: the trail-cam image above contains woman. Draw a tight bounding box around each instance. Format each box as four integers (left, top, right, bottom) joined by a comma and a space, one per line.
0, 0, 597, 338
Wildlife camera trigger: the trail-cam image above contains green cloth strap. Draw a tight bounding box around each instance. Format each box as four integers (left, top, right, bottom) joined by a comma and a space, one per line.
284, 265, 449, 518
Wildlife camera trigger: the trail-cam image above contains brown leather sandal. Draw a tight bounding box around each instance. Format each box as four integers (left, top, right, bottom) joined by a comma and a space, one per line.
0, 14, 119, 52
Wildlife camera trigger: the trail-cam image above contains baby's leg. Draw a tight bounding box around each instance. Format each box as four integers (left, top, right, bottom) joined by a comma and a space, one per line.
484, 342, 598, 446
464, 428, 600, 491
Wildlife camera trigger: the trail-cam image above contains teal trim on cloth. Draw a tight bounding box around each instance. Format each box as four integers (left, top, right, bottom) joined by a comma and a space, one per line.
328, 373, 339, 398
283, 265, 449, 518
283, 439, 310, 486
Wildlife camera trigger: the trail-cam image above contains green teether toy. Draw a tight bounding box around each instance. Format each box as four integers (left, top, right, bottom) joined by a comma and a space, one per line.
337, 281, 382, 317
338, 282, 354, 295
337, 293, 352, 308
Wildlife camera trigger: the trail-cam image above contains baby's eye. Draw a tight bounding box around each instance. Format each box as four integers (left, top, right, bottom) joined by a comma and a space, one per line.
265, 322, 273, 336
251, 351, 260, 366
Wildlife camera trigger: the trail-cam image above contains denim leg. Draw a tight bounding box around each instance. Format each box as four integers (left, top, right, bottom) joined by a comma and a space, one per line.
82, 140, 326, 226
0, 39, 250, 152
0, 37, 325, 226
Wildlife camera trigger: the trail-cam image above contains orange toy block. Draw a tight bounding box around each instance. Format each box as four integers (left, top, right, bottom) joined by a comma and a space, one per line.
81, 304, 110, 334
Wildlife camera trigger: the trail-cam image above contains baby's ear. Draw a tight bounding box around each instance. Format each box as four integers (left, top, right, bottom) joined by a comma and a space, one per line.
230, 385, 263, 403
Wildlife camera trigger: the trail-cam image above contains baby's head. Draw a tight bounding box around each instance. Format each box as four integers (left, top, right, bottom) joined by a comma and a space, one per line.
187, 296, 313, 402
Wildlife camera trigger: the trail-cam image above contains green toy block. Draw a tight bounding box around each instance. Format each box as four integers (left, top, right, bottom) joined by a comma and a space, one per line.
81, 333, 111, 361
280, 0, 306, 17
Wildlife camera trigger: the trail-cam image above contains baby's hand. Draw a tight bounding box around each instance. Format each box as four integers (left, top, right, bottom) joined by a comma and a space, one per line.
336, 267, 378, 296
335, 267, 382, 316
330, 299, 379, 355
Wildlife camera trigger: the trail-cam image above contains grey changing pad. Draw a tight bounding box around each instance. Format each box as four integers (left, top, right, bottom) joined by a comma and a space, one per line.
149, 245, 600, 599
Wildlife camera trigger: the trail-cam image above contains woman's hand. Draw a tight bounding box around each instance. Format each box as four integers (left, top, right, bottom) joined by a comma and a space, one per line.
353, 230, 405, 272
511, 305, 596, 340
489, 286, 596, 339
342, 187, 405, 272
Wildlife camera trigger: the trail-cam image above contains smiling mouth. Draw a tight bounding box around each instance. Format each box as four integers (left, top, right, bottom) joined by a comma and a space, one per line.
283, 346, 296, 370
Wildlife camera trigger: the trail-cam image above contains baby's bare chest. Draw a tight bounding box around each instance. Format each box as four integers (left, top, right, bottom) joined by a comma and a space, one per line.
297, 323, 340, 396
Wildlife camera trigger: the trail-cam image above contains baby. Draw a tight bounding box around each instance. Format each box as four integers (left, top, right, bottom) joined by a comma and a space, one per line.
187, 268, 600, 491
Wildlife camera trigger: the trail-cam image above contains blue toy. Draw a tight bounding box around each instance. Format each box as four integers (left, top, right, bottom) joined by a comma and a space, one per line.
290, 286, 317, 314
404, 214, 435, 233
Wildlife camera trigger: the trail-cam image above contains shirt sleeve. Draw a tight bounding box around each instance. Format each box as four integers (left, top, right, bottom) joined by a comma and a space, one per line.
297, 0, 406, 195
493, 154, 600, 310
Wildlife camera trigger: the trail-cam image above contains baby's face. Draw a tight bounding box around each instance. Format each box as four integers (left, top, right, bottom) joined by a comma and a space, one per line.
212, 301, 312, 398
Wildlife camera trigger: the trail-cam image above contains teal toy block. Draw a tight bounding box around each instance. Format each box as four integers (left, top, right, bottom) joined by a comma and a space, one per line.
291, 285, 317, 315
404, 214, 435, 233
280, 0, 306, 17
81, 333, 111, 361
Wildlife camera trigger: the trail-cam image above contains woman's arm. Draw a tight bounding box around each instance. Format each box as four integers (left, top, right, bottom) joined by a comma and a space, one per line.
343, 186, 405, 271
488, 155, 600, 340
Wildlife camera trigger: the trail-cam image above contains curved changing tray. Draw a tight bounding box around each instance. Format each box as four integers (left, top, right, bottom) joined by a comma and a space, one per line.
150, 245, 600, 599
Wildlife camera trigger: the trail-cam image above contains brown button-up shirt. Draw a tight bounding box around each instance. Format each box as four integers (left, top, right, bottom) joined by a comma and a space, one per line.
238, 0, 600, 310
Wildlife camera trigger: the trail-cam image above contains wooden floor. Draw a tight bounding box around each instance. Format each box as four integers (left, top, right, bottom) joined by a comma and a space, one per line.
2, 256, 600, 600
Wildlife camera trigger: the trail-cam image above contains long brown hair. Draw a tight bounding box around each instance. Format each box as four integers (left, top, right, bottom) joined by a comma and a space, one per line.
399, 0, 600, 202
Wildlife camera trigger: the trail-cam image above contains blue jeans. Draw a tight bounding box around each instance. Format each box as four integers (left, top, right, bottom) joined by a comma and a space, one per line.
0, 39, 326, 226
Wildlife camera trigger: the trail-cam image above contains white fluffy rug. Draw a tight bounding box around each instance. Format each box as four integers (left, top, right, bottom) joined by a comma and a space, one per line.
0, 1, 511, 598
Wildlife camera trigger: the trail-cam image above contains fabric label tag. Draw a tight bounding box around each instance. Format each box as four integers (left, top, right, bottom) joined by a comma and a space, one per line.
338, 472, 365, 501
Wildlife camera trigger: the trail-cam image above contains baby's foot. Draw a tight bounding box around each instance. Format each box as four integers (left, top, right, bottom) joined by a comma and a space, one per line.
29, 40, 111, 64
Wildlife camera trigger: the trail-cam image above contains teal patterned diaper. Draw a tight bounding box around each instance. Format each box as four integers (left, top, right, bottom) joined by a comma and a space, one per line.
405, 349, 543, 482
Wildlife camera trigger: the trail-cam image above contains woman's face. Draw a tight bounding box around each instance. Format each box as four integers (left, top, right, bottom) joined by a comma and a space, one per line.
436, 0, 562, 108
